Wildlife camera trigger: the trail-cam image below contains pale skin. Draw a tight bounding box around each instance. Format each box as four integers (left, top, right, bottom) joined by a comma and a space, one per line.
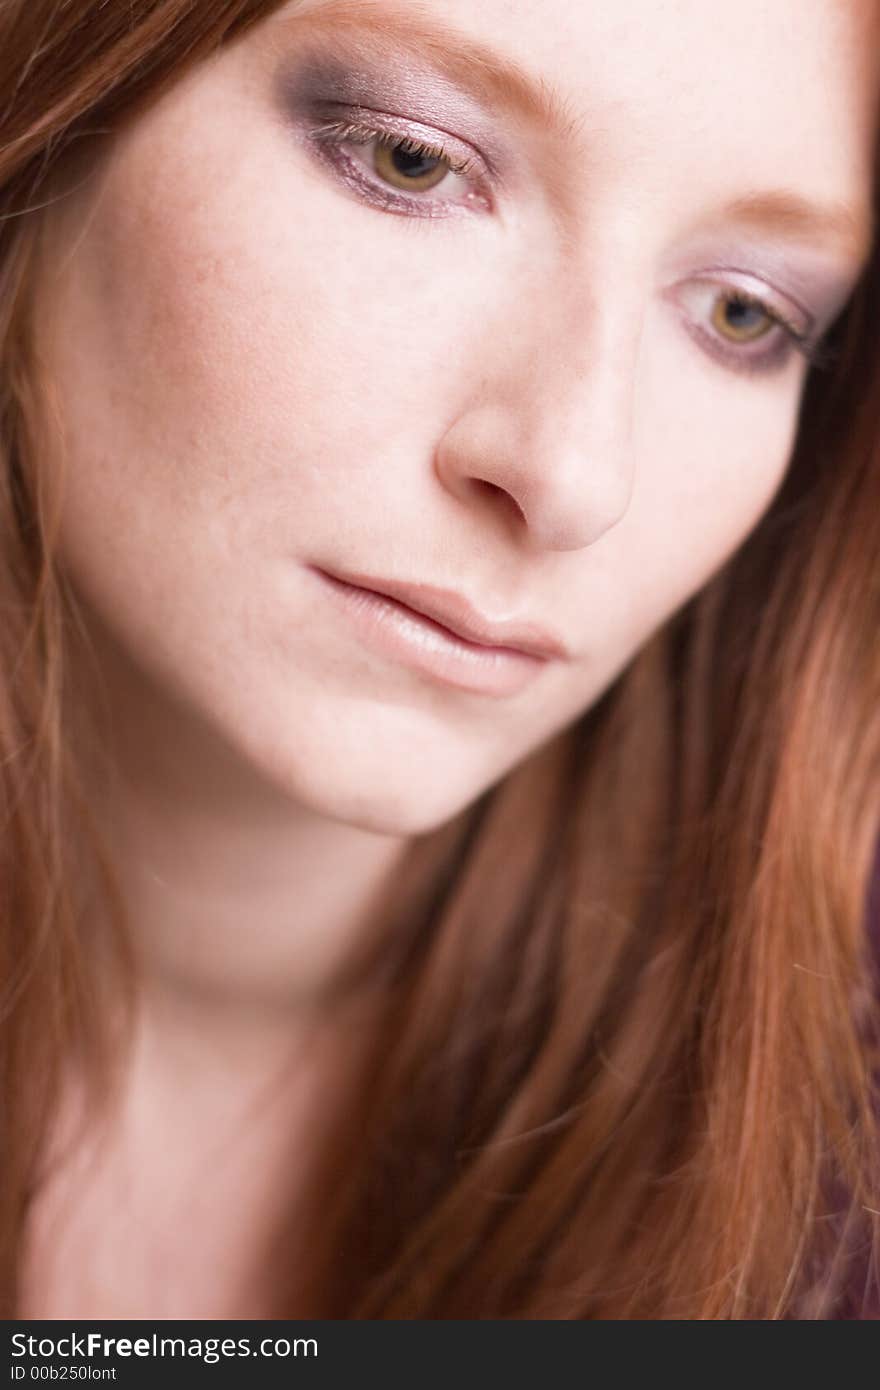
18, 0, 878, 1316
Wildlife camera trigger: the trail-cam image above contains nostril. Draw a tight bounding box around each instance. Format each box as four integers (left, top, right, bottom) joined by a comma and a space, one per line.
478, 479, 526, 525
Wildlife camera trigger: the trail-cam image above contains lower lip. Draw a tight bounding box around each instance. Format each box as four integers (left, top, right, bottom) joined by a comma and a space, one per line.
310, 567, 550, 697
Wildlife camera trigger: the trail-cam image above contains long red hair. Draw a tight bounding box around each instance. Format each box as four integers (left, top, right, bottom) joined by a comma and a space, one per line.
1, 0, 879, 1317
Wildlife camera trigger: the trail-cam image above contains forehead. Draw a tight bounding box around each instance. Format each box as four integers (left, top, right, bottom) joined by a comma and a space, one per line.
267, 0, 879, 253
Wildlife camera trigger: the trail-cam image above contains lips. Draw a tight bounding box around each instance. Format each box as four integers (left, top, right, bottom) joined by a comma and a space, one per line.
310, 565, 569, 661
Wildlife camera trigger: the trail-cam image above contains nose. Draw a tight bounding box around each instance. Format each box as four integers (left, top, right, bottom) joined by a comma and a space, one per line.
434, 282, 639, 553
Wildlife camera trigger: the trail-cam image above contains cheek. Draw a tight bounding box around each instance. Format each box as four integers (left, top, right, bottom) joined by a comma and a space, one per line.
625, 338, 803, 618
548, 351, 804, 716
43, 98, 472, 591
539, 393, 800, 749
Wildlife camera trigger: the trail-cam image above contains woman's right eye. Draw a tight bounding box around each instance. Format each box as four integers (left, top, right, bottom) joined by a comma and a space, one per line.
304, 111, 492, 216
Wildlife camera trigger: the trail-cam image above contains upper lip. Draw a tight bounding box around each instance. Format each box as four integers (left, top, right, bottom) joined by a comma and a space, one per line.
314, 565, 570, 661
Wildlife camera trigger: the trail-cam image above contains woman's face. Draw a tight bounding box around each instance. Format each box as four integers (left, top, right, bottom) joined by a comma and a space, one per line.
37, 0, 877, 835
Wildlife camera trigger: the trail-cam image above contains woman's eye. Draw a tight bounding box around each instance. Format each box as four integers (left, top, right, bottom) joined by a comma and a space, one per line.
304, 111, 489, 215
673, 278, 824, 378
711, 293, 777, 345
370, 136, 457, 194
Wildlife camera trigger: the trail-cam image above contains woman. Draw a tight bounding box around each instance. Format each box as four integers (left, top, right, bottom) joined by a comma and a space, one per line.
0, 0, 878, 1319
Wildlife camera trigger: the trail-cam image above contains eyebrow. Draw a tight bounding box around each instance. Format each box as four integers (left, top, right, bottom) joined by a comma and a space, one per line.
703, 191, 874, 268
281, 0, 585, 136
281, 0, 875, 264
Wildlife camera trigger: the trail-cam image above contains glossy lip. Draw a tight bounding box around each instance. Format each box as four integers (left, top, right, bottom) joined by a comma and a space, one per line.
310, 564, 569, 660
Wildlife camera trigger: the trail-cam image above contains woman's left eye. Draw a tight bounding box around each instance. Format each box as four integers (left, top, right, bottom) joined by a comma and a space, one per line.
304, 110, 490, 216
673, 277, 828, 377
711, 292, 779, 345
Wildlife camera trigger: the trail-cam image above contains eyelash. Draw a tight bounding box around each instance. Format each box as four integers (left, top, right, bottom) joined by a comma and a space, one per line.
304, 110, 838, 380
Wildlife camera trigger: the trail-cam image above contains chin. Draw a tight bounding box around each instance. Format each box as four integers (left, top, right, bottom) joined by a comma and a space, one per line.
236, 730, 477, 838
222, 684, 497, 838
296, 771, 478, 839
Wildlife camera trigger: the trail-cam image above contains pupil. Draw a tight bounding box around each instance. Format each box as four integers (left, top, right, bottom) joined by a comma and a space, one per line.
391, 146, 441, 179
726, 298, 763, 328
